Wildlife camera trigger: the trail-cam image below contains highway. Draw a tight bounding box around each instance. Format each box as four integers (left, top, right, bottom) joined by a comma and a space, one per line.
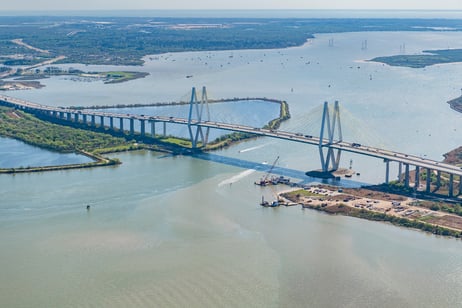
2, 93, 462, 177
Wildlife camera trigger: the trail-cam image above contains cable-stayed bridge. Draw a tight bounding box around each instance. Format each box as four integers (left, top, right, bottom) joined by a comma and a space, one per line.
1, 87, 461, 197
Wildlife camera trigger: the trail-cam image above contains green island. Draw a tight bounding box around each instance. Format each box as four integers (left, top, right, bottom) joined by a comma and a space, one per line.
370, 49, 462, 68
0, 98, 290, 173
0, 67, 149, 90
1, 16, 462, 67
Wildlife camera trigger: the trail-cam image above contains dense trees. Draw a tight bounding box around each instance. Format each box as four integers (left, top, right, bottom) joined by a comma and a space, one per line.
1, 16, 461, 66
0, 107, 130, 153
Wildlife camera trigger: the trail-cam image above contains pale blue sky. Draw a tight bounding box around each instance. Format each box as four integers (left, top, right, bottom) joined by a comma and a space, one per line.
1, 0, 462, 11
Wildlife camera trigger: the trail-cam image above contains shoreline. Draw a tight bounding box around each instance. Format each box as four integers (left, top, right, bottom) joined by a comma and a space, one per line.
0, 98, 290, 173
448, 95, 462, 114
281, 184, 462, 238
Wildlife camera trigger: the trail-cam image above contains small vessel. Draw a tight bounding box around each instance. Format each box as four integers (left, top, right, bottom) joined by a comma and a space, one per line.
260, 196, 279, 207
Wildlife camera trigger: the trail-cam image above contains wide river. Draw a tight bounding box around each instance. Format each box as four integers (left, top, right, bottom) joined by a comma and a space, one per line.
1, 31, 462, 307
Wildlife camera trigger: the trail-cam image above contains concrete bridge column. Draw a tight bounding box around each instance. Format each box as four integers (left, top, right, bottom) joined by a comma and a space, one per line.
109, 117, 114, 130
66, 112, 71, 121
119, 118, 124, 132
436, 171, 441, 189
426, 168, 432, 193
398, 162, 403, 182
150, 121, 156, 136
449, 174, 454, 197
130, 118, 135, 135
82, 114, 87, 125
100, 116, 104, 128
163, 122, 167, 137
459, 175, 462, 196
385, 160, 390, 183
404, 164, 410, 188
414, 166, 420, 189
74, 113, 79, 123
91, 115, 96, 127
140, 119, 145, 136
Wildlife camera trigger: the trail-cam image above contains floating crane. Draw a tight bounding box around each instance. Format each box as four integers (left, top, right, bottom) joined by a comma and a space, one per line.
255, 156, 288, 207
255, 156, 280, 186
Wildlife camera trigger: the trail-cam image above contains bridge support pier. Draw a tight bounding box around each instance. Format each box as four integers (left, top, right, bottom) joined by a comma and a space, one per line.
74, 113, 79, 123
119, 118, 124, 132
415, 166, 420, 189
436, 171, 441, 190
188, 86, 210, 148
140, 119, 145, 136
459, 175, 462, 196
404, 164, 410, 188
163, 122, 167, 137
449, 174, 454, 197
100, 116, 104, 128
150, 121, 156, 136
91, 115, 96, 127
426, 168, 432, 193
130, 118, 135, 135
398, 162, 403, 182
319, 101, 342, 172
82, 114, 87, 125
385, 159, 390, 183
66, 112, 71, 121
109, 117, 114, 130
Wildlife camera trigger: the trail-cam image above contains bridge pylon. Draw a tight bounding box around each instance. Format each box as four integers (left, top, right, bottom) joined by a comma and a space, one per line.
188, 86, 210, 148
319, 101, 342, 172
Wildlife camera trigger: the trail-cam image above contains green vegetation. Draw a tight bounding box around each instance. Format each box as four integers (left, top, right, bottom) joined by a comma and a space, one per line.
370, 49, 462, 68
0, 106, 136, 172
365, 182, 462, 218
296, 197, 462, 238
0, 97, 290, 172
0, 107, 130, 153
103, 71, 149, 84
1, 16, 461, 66
10, 66, 149, 85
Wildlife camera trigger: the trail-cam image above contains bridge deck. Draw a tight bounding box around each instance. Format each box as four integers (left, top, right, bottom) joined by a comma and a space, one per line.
1, 94, 461, 177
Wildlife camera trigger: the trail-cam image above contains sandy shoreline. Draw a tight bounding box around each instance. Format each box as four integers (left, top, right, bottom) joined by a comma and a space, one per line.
280, 184, 462, 237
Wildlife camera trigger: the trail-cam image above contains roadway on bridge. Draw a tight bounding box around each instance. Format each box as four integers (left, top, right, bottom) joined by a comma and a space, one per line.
1, 93, 461, 177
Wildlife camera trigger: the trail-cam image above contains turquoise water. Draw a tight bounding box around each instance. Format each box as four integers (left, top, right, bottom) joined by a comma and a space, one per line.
2, 31, 462, 307
0, 137, 92, 168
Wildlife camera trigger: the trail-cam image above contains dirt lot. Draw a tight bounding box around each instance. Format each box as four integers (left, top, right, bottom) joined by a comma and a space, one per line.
281, 184, 462, 233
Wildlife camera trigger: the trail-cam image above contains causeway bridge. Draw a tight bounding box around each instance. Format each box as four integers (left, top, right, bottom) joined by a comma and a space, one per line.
1, 87, 461, 197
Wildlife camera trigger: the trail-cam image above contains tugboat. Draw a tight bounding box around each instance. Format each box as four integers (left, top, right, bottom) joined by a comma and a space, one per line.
260, 196, 280, 207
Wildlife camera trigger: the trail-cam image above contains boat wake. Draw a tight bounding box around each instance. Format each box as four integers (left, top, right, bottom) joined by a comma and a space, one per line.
218, 169, 256, 186
238, 143, 272, 153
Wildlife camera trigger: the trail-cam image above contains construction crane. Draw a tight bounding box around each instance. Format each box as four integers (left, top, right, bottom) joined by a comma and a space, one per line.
255, 156, 279, 186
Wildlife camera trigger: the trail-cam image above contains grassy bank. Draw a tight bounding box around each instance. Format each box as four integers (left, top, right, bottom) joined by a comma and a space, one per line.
370, 49, 462, 68
0, 97, 290, 172
0, 106, 130, 172
282, 188, 462, 239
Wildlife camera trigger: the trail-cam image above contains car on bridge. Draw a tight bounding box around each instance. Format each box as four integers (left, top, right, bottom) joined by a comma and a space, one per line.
352, 143, 361, 147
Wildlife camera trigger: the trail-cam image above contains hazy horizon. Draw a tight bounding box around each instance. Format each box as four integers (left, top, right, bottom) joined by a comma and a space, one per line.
1, 9, 462, 19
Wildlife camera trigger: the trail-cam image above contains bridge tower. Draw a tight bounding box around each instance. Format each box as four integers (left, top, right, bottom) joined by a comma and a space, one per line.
188, 86, 210, 148
319, 101, 342, 172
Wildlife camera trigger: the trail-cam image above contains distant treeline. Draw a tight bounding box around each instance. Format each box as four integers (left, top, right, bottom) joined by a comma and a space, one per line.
1, 16, 462, 66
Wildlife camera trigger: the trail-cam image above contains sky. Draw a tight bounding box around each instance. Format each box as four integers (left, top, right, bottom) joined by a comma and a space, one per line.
1, 0, 462, 11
